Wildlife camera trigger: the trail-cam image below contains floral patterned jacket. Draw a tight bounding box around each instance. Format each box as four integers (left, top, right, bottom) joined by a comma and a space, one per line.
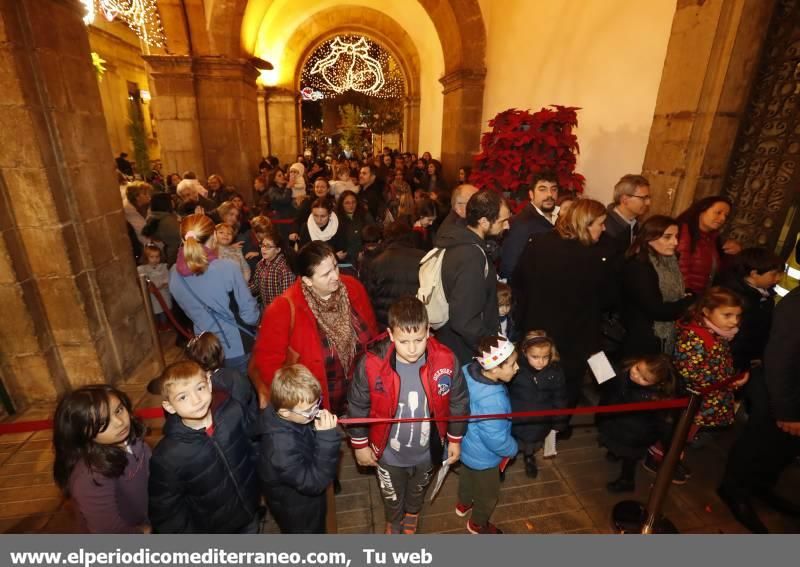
673, 322, 744, 427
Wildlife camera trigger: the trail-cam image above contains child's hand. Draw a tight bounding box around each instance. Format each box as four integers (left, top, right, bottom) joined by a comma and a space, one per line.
354, 446, 377, 467
245, 252, 260, 260
722, 239, 742, 255
232, 241, 244, 250
289, 233, 300, 242
446, 443, 461, 464
314, 409, 337, 431
733, 371, 750, 388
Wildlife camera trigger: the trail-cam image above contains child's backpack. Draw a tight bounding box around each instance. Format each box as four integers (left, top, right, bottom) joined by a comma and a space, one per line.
417, 244, 488, 330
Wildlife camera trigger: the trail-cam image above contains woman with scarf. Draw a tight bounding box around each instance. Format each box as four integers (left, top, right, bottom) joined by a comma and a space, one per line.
298, 197, 340, 247
250, 241, 378, 416
169, 214, 260, 376
620, 215, 695, 358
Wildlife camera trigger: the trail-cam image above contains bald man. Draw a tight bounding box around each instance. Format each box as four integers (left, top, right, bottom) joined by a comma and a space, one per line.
438, 184, 479, 233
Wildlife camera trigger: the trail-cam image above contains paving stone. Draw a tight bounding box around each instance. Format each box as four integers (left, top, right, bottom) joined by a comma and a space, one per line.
0, 472, 54, 489
0, 497, 62, 519
3, 449, 54, 465
335, 492, 371, 512
522, 509, 595, 533
336, 509, 372, 530
0, 514, 53, 534
0, 460, 53, 476
0, 484, 60, 503
338, 525, 373, 534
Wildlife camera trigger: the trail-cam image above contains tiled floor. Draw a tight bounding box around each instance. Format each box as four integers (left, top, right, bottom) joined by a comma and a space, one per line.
1, 332, 798, 534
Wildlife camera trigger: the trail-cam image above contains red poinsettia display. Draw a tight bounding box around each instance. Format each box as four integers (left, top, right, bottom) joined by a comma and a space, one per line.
471, 106, 585, 197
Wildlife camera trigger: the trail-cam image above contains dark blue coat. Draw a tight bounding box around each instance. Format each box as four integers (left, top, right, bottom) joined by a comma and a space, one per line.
149, 390, 259, 533
258, 406, 342, 533
508, 361, 569, 445
499, 203, 554, 280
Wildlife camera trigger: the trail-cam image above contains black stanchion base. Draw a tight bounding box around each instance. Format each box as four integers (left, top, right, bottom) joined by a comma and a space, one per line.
611, 500, 679, 534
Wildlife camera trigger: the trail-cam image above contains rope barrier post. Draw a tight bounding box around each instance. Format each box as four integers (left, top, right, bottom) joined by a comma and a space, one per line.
611, 391, 702, 534
138, 274, 166, 375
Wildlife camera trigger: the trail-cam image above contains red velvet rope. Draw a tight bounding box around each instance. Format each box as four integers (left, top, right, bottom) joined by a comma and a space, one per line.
147, 282, 194, 340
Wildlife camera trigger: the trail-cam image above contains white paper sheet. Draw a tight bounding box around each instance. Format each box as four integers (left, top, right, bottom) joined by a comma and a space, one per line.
588, 351, 616, 384
543, 429, 557, 458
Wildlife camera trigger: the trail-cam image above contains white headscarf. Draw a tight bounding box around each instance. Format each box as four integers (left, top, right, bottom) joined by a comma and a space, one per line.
289, 163, 307, 199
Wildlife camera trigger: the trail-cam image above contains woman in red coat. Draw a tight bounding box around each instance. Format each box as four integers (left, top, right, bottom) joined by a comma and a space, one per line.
675, 196, 741, 294
250, 241, 378, 416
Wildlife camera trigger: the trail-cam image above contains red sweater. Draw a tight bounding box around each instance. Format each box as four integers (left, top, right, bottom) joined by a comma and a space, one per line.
251, 275, 378, 408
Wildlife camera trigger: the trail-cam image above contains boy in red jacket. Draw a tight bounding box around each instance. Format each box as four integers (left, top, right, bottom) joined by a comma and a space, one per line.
348, 296, 469, 534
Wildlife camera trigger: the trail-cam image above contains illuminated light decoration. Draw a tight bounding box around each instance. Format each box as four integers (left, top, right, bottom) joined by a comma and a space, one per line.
300, 87, 324, 101
80, 0, 166, 48
301, 35, 405, 100
310, 37, 384, 95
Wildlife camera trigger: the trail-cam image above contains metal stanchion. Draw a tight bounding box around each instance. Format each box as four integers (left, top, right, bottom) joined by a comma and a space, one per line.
138, 274, 166, 375
612, 391, 702, 534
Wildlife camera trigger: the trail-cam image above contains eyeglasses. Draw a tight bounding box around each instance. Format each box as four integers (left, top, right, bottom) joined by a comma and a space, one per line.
260, 243, 279, 250
288, 397, 323, 420
629, 194, 652, 202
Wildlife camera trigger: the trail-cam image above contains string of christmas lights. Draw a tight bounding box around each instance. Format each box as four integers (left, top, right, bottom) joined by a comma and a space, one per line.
301, 35, 405, 99
80, 0, 166, 48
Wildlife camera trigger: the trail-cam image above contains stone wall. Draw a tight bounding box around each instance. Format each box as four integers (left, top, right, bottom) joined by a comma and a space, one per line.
0, 0, 153, 409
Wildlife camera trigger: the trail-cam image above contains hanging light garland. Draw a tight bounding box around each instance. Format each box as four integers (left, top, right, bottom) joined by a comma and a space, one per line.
80, 0, 166, 48
301, 35, 405, 99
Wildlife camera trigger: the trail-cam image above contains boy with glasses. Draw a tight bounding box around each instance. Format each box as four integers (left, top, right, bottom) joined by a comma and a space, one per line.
258, 364, 342, 533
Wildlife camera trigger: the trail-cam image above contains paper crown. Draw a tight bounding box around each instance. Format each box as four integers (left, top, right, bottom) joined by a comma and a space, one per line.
476, 335, 515, 370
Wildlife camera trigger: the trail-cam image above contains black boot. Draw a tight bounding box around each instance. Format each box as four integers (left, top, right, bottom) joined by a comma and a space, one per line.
717, 485, 768, 533
333, 477, 342, 495
607, 457, 636, 493
524, 454, 538, 479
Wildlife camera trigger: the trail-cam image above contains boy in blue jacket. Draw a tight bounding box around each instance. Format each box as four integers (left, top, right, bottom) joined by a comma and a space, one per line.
459, 335, 520, 534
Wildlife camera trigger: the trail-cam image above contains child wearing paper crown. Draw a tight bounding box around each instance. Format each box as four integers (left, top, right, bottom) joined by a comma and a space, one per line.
347, 296, 469, 535
458, 335, 520, 535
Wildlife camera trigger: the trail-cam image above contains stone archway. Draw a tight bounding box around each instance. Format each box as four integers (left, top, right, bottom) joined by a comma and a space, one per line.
232, 0, 486, 181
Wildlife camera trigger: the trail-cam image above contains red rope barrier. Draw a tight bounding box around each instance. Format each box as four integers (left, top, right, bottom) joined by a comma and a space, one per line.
147, 281, 193, 340
0, 397, 689, 436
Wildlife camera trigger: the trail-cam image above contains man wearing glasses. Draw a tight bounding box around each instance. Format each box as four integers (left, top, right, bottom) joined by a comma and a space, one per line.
603, 174, 652, 257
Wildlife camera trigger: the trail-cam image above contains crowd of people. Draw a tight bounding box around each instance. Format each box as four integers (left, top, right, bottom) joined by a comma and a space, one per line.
52, 150, 800, 535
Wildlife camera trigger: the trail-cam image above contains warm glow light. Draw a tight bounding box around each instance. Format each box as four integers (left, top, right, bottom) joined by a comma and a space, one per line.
258, 69, 278, 86
80, 0, 166, 48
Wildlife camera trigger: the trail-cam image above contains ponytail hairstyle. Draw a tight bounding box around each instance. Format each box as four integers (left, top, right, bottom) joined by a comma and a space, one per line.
180, 214, 216, 274
53, 385, 144, 495
684, 286, 743, 324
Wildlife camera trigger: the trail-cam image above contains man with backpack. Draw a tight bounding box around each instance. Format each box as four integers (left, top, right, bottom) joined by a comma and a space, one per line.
424, 190, 511, 364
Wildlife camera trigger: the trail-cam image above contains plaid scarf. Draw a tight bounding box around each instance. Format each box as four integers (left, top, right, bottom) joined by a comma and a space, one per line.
302, 281, 357, 373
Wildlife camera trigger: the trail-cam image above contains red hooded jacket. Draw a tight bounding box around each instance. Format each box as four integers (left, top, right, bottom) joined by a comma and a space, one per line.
677, 223, 722, 294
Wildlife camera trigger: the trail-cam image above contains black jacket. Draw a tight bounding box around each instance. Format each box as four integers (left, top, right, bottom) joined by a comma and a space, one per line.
360, 180, 386, 220
499, 203, 554, 280
602, 205, 638, 259
764, 286, 800, 421
620, 257, 694, 357
513, 231, 615, 360
149, 390, 259, 533
433, 223, 498, 365
508, 361, 569, 445
258, 406, 342, 533
715, 271, 775, 371
362, 240, 425, 328
596, 372, 670, 459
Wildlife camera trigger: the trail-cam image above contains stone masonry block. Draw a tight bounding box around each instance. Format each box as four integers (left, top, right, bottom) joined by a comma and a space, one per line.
17, 226, 76, 278
175, 95, 198, 120
82, 217, 113, 268
2, 167, 63, 227
4, 353, 60, 404
0, 107, 44, 169
36, 277, 93, 344
59, 343, 106, 388
74, 270, 103, 339
0, 284, 39, 354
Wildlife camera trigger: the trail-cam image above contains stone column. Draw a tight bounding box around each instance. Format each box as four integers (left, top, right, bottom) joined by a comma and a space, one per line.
257, 86, 269, 158
641, 0, 776, 216
0, 0, 151, 408
403, 96, 421, 153
439, 68, 486, 184
193, 57, 261, 201
143, 54, 205, 179
264, 87, 300, 166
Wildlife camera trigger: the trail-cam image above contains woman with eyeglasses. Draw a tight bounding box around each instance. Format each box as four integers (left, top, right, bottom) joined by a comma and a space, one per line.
249, 225, 296, 309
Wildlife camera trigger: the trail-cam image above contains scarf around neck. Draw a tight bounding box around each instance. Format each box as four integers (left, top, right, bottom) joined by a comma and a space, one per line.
302, 281, 357, 373
703, 317, 739, 341
175, 245, 218, 276
649, 252, 685, 353
307, 212, 339, 242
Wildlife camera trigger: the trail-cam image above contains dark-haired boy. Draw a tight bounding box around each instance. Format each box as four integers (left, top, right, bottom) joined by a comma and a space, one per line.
348, 296, 469, 534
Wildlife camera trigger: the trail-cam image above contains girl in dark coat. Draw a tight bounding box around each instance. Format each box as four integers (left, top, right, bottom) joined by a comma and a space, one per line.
508, 332, 569, 478
620, 215, 694, 358
597, 354, 675, 492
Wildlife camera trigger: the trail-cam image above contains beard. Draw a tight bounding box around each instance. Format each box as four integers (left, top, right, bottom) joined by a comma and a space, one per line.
539, 199, 556, 213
